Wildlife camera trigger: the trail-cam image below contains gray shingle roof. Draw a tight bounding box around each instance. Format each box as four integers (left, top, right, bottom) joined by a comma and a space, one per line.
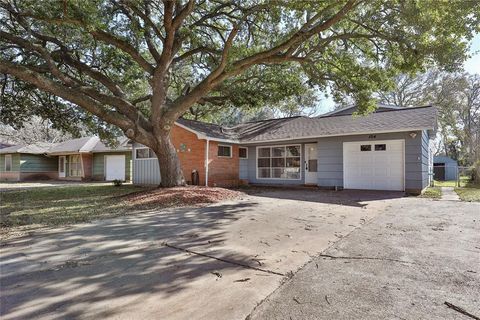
178, 106, 437, 143
48, 137, 97, 154
0, 142, 55, 154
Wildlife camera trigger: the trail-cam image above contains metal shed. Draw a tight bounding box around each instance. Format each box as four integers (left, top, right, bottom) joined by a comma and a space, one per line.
433, 156, 458, 181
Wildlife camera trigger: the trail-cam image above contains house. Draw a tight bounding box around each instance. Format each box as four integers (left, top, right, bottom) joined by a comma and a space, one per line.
0, 142, 57, 181
132, 105, 437, 194
433, 155, 458, 181
0, 137, 132, 182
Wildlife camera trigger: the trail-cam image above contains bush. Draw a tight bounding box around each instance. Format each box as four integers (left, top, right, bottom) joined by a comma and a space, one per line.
112, 179, 123, 187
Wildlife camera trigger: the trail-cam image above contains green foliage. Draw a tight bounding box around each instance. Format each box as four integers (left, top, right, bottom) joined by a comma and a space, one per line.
0, 0, 479, 135
112, 179, 123, 187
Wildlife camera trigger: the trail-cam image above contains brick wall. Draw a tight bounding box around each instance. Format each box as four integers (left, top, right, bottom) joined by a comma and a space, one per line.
171, 125, 207, 185
207, 141, 240, 187
170, 125, 240, 187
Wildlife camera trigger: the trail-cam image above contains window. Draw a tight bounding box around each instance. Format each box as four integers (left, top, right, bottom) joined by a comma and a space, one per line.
68, 154, 82, 177
239, 147, 248, 159
5, 155, 12, 171
360, 144, 372, 151
135, 148, 156, 159
257, 145, 301, 180
375, 144, 387, 151
217, 145, 232, 157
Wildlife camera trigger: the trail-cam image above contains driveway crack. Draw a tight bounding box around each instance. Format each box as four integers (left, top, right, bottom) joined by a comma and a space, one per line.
318, 254, 418, 265
163, 242, 285, 276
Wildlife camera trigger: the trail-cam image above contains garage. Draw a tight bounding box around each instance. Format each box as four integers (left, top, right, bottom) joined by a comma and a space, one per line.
343, 140, 404, 191
105, 155, 126, 181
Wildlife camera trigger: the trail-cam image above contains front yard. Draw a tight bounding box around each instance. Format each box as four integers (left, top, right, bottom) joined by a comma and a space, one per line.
0, 184, 149, 229
0, 184, 243, 234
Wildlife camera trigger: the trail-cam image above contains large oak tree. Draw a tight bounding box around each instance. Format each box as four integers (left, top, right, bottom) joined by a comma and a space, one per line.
1, 0, 478, 186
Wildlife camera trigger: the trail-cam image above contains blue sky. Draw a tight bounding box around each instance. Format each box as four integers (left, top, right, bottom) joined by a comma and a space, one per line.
317, 33, 480, 114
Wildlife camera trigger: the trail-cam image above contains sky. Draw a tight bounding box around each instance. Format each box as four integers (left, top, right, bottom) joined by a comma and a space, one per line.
317, 33, 480, 115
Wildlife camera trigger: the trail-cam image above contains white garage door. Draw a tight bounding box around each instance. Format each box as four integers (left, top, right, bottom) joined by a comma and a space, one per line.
343, 140, 404, 191
105, 155, 126, 181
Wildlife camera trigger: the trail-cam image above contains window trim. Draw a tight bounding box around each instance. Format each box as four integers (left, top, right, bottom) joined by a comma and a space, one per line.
4, 154, 12, 172
239, 147, 248, 159
255, 144, 302, 180
217, 144, 232, 158
134, 147, 156, 160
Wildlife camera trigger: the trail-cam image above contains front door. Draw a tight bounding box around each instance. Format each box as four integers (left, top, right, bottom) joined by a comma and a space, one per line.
305, 143, 318, 184
58, 156, 66, 178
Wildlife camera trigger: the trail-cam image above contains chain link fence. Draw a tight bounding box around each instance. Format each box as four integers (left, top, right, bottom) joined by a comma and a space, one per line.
432, 165, 475, 187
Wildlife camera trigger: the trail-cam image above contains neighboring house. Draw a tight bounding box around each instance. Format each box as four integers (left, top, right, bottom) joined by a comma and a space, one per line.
433, 156, 458, 181
132, 105, 437, 194
0, 142, 57, 181
48, 137, 132, 181
0, 137, 132, 182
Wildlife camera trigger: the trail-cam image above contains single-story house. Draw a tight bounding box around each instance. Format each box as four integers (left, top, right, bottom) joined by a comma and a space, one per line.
132, 105, 437, 194
0, 142, 57, 181
433, 155, 458, 181
0, 137, 132, 182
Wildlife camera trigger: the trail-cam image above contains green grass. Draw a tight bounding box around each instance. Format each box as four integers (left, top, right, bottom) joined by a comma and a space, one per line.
455, 183, 480, 202
433, 176, 471, 187
419, 187, 442, 199
0, 184, 150, 229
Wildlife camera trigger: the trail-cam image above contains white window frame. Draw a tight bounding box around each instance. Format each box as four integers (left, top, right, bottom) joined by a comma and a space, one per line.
134, 147, 156, 160
255, 144, 302, 180
239, 147, 248, 159
5, 154, 12, 172
217, 144, 232, 158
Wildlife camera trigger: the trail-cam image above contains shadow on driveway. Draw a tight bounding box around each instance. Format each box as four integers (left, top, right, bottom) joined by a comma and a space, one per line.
245, 187, 406, 207
1, 201, 258, 319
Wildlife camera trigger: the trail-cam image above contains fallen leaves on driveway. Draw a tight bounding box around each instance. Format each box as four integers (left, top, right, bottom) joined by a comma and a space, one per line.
122, 186, 245, 208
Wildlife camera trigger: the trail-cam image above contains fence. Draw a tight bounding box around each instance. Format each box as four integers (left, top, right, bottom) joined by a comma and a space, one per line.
432, 165, 475, 188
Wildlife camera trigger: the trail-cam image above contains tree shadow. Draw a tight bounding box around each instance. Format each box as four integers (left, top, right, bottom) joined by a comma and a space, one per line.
243, 187, 406, 207
0, 201, 259, 319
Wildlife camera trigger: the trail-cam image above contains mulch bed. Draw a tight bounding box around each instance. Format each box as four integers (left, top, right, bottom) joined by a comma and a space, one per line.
122, 186, 245, 208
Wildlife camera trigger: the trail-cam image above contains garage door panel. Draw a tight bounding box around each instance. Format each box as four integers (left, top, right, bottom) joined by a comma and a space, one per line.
105, 155, 126, 181
343, 140, 404, 191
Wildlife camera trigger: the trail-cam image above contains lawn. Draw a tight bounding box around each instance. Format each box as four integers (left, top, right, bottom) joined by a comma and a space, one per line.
433, 176, 471, 187
0, 184, 150, 228
455, 183, 480, 202
0, 184, 243, 234
419, 187, 442, 199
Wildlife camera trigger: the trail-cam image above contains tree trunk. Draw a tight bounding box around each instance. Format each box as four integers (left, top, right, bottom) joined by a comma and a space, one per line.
153, 131, 186, 187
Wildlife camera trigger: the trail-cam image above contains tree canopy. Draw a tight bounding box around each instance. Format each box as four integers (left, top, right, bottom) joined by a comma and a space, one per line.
1, 0, 479, 186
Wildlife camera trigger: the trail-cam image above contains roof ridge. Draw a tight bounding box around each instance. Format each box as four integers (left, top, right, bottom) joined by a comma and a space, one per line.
318, 105, 435, 119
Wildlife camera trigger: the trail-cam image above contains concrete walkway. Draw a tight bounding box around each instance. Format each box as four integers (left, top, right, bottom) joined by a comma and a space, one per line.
249, 198, 480, 320
441, 186, 460, 201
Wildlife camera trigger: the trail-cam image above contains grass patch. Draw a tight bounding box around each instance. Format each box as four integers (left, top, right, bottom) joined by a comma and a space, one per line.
0, 184, 151, 229
433, 176, 471, 187
455, 183, 480, 202
419, 187, 442, 199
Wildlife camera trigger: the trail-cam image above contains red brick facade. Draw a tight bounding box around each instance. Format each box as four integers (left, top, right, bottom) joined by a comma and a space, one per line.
171, 125, 240, 187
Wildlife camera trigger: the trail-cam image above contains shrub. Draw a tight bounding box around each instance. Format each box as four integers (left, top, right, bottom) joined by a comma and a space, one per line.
112, 179, 123, 187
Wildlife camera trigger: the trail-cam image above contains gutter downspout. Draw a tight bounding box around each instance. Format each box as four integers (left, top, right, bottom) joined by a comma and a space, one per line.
205, 139, 210, 186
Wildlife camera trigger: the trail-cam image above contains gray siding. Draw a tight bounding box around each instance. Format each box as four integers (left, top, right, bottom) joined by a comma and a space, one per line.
241, 140, 317, 185
242, 131, 428, 192
239, 158, 248, 179
19, 154, 57, 172
420, 130, 430, 188
316, 131, 425, 191
132, 142, 161, 185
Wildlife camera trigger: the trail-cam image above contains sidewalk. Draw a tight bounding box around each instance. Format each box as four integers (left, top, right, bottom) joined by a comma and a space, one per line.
441, 186, 460, 201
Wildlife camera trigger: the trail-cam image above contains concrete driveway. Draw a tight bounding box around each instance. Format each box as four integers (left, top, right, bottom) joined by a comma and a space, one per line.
249, 197, 480, 320
0, 189, 396, 320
